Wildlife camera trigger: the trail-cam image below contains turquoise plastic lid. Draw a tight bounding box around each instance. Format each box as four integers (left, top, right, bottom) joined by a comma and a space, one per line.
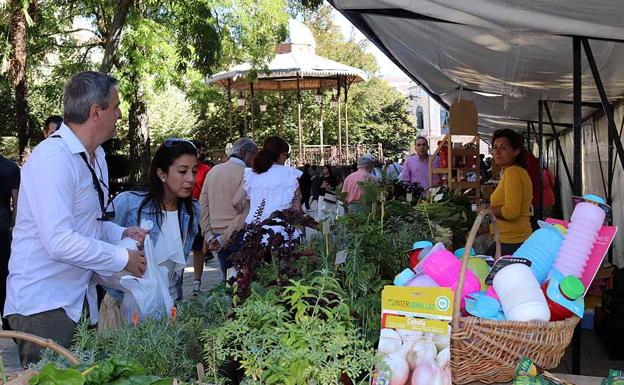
454, 247, 476, 258
583, 194, 606, 204
413, 240, 433, 250
394, 268, 416, 286
465, 292, 503, 319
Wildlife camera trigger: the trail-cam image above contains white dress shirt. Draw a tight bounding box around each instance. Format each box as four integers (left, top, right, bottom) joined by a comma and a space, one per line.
4, 124, 129, 323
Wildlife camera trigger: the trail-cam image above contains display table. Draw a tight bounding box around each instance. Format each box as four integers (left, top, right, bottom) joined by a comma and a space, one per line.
468, 373, 603, 385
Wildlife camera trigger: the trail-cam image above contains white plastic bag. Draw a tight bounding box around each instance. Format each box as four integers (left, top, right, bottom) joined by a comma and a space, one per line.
119, 220, 174, 323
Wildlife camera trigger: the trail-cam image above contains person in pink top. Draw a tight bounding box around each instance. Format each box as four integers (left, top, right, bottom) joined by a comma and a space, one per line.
342, 154, 376, 210
400, 136, 440, 194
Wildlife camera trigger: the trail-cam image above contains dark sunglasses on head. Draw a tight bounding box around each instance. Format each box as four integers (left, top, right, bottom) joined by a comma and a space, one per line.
164, 138, 196, 150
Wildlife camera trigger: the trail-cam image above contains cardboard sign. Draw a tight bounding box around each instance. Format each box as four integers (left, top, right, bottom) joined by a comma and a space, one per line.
335, 250, 347, 265
449, 99, 478, 135
545, 218, 618, 295
375, 286, 453, 385
381, 286, 453, 321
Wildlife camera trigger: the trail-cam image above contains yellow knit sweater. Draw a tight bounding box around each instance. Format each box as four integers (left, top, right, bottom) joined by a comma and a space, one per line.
490, 165, 533, 244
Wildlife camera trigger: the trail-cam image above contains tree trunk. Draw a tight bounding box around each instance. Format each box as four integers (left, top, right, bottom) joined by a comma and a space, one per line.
9, 0, 30, 162
98, 0, 132, 74
127, 72, 150, 185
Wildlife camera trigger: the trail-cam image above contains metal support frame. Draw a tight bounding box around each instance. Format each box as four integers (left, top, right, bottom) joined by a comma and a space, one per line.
573, 37, 583, 197
571, 36, 582, 376
591, 119, 608, 198
543, 100, 603, 109
543, 102, 574, 188
582, 38, 624, 174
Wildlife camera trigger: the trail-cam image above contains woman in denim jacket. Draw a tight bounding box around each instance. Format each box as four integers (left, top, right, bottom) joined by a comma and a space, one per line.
109, 139, 200, 302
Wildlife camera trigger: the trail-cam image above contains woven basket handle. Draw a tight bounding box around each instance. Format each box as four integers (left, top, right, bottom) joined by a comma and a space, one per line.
0, 330, 80, 365
451, 209, 501, 329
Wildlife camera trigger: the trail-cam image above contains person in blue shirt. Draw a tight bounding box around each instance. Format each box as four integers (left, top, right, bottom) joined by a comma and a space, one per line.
109, 139, 200, 303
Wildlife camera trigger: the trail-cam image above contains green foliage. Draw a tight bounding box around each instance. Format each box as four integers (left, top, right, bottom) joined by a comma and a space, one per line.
414, 192, 477, 249
67, 288, 232, 382
28, 358, 169, 385
203, 274, 376, 385
28, 364, 85, 385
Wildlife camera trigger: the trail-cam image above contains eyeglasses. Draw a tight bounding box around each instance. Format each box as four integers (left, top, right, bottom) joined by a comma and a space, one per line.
164, 138, 196, 150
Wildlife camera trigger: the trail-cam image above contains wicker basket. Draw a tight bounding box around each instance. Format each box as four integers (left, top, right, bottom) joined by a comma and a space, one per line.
450, 209, 579, 384
0, 330, 79, 366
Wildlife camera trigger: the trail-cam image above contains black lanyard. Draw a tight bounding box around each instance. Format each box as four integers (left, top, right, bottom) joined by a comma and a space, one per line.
51, 134, 113, 221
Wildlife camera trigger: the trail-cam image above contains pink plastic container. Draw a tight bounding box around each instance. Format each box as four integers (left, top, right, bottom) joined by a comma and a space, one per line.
569, 202, 606, 232
553, 202, 605, 278
406, 273, 439, 287
422, 249, 481, 305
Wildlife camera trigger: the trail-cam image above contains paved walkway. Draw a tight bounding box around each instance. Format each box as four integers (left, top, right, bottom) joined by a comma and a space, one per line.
0, 255, 223, 374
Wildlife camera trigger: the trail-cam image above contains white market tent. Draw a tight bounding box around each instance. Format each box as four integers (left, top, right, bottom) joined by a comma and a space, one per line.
330, 2, 624, 373
331, 0, 624, 273
330, 0, 624, 136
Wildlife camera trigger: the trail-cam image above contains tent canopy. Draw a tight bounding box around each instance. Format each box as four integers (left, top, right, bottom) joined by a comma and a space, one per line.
207, 19, 368, 92
330, 0, 624, 136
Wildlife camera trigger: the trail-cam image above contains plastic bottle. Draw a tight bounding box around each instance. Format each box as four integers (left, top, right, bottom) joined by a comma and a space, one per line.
541, 275, 584, 321
553, 201, 605, 278
513, 222, 565, 283
493, 263, 550, 322
420, 249, 481, 306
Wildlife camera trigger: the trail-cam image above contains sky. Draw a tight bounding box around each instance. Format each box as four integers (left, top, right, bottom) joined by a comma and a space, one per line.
330, 6, 412, 82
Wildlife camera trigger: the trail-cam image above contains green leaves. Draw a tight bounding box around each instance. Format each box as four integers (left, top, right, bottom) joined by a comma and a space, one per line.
29, 364, 84, 385
202, 276, 375, 385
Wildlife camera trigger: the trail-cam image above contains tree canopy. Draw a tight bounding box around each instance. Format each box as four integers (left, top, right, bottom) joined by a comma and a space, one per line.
0, 1, 417, 176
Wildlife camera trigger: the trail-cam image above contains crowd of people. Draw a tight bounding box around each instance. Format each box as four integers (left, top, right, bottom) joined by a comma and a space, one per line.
0, 70, 559, 367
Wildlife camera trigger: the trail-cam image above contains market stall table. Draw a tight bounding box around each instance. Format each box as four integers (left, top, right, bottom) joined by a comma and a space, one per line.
468, 373, 603, 385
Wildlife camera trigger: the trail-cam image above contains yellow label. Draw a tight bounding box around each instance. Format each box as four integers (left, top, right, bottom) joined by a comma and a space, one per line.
381, 286, 454, 320
383, 314, 450, 335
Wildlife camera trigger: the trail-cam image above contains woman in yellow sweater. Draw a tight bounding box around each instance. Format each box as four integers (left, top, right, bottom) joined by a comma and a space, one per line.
487, 129, 533, 256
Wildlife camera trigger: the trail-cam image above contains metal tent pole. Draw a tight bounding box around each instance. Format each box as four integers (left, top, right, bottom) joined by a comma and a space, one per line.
573, 36, 583, 197
544, 102, 574, 188
591, 119, 608, 198
572, 35, 583, 376
582, 37, 624, 173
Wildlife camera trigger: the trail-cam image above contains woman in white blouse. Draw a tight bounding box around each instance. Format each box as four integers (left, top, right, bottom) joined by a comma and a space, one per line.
110, 139, 200, 302
233, 136, 302, 240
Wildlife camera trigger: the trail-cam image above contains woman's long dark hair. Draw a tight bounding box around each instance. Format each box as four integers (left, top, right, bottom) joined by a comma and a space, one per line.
252, 135, 290, 174
322, 164, 337, 185
492, 129, 528, 169
138, 140, 198, 235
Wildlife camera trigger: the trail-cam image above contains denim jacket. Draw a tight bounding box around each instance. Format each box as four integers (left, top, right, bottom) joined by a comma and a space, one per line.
106, 190, 200, 301
112, 191, 199, 251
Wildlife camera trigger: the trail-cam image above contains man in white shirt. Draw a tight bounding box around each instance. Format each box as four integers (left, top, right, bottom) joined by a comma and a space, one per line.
4, 71, 148, 366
